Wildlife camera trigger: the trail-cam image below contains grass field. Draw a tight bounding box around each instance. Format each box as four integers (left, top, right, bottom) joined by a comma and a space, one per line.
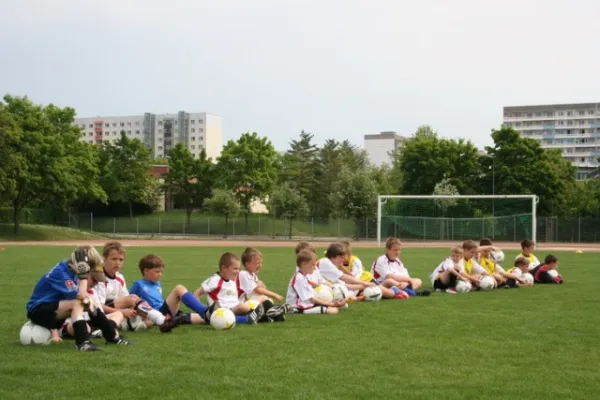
1, 245, 599, 400
0, 224, 105, 241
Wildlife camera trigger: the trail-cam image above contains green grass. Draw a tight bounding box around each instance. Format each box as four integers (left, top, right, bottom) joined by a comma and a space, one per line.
1, 246, 599, 399
0, 224, 105, 241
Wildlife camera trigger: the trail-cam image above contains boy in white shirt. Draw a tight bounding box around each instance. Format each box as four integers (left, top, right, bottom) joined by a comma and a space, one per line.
371, 237, 430, 297
295, 242, 331, 287
238, 247, 285, 302
430, 246, 471, 293
286, 250, 346, 314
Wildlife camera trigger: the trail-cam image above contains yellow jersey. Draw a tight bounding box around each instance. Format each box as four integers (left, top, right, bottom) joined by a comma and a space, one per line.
479, 256, 496, 275
464, 258, 474, 275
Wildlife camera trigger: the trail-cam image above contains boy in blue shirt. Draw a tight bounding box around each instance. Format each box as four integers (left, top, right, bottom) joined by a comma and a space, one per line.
129, 254, 211, 326
26, 245, 132, 352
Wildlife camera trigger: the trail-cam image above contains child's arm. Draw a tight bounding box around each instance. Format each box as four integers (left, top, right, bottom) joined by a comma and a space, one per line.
501, 271, 526, 285
337, 265, 353, 276
385, 273, 413, 284
339, 274, 374, 287
311, 297, 345, 308
50, 329, 62, 343
253, 286, 284, 302
193, 287, 205, 300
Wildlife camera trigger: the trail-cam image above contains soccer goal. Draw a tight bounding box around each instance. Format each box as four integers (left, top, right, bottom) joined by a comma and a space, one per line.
376, 195, 539, 246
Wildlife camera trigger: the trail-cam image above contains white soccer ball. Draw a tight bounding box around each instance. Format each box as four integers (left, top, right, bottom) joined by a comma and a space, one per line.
455, 280, 472, 293
522, 273, 534, 285
362, 286, 383, 301
20, 321, 52, 345
210, 308, 236, 330
331, 284, 350, 302
490, 250, 505, 263
547, 269, 559, 279
314, 285, 334, 303
120, 315, 147, 331
479, 276, 496, 291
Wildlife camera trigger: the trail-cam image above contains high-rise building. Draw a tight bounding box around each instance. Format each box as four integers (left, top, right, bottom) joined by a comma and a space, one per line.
364, 131, 406, 166
74, 112, 223, 161
503, 103, 600, 180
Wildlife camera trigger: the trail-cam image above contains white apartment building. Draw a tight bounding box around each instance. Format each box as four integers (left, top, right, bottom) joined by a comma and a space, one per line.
503, 103, 600, 180
74, 111, 223, 161
364, 131, 406, 166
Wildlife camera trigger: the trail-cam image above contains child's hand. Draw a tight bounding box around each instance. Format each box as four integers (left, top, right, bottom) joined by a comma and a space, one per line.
363, 281, 376, 287
274, 294, 284, 302
50, 331, 62, 343
331, 300, 346, 307
122, 309, 137, 319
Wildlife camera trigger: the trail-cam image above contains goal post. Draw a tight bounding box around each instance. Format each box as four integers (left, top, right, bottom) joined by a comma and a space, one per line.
376, 195, 539, 246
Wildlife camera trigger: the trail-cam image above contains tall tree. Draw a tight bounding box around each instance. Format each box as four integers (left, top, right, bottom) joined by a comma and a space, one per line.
215, 132, 278, 232
0, 95, 106, 234
204, 189, 240, 237
101, 131, 159, 219
163, 144, 214, 225
269, 182, 309, 238
279, 131, 319, 204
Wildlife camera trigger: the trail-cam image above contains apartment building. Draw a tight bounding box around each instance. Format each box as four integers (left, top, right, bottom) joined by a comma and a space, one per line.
74, 111, 223, 161
503, 103, 600, 180
364, 131, 406, 166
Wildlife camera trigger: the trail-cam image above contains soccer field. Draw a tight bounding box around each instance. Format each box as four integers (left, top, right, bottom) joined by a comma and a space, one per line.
1, 245, 599, 400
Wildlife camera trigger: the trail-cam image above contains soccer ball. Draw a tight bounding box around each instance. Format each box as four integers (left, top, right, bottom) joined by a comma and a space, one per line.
314, 285, 334, 303
362, 286, 383, 301
522, 273, 534, 285
210, 308, 236, 330
490, 250, 505, 263
19, 321, 52, 345
120, 315, 147, 331
455, 280, 472, 293
547, 269, 559, 279
331, 284, 349, 302
479, 276, 496, 291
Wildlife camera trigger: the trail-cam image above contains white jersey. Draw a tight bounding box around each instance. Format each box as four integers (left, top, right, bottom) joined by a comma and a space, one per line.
286, 271, 316, 310
96, 272, 128, 304
201, 273, 241, 309
430, 257, 465, 284
505, 267, 523, 278
317, 257, 343, 284
303, 266, 326, 285
515, 253, 540, 271
371, 254, 409, 281
237, 270, 260, 302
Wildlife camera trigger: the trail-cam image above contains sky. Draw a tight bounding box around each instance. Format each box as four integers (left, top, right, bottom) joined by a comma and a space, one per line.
1, 0, 599, 152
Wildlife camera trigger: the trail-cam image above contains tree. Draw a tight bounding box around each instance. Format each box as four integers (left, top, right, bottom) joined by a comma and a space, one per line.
432, 178, 460, 212
101, 131, 159, 219
163, 144, 214, 225
0, 95, 106, 234
215, 132, 278, 232
204, 189, 240, 237
395, 126, 480, 195
269, 182, 309, 238
329, 167, 378, 239
279, 131, 319, 208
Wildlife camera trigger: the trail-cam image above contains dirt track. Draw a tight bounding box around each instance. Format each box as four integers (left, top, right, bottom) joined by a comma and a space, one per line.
0, 239, 598, 252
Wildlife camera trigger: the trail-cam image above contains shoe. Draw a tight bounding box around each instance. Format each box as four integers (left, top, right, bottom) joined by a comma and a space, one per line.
247, 309, 259, 324
394, 291, 410, 300
417, 290, 431, 297
90, 329, 103, 339
270, 314, 285, 323
253, 303, 265, 321
204, 301, 220, 323
76, 340, 100, 352
347, 296, 365, 303
159, 313, 187, 333
279, 303, 299, 314
106, 336, 133, 345
266, 305, 286, 318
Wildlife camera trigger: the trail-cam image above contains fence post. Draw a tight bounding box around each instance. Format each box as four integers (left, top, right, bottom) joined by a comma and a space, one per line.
423, 219, 426, 241
183, 217, 186, 236
311, 217, 314, 237
481, 219, 484, 237
68, 209, 72, 228
136, 218, 139, 239
513, 215, 516, 242
158, 216, 161, 235
258, 215, 261, 236
233, 218, 235, 237
113, 218, 116, 235
451, 218, 454, 240
90, 213, 94, 233
208, 217, 210, 236
337, 218, 341, 238
365, 218, 368, 240
578, 217, 581, 243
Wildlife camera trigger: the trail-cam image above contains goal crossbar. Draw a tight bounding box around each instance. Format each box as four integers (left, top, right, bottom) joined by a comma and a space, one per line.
377, 195, 539, 246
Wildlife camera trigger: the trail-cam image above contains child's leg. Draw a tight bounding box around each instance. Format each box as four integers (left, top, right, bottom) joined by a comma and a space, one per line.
112, 295, 140, 310
409, 278, 423, 290
379, 279, 409, 299
166, 284, 208, 316
301, 306, 335, 315
107, 311, 124, 327
231, 303, 251, 315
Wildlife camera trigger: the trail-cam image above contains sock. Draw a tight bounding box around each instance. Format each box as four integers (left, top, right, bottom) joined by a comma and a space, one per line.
73, 319, 89, 346
89, 312, 118, 342
404, 288, 417, 297
181, 292, 208, 315
391, 287, 401, 296
236, 316, 248, 324
146, 309, 166, 326
183, 313, 192, 325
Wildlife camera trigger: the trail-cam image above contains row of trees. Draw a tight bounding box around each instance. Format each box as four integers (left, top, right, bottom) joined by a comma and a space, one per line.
2, 94, 600, 236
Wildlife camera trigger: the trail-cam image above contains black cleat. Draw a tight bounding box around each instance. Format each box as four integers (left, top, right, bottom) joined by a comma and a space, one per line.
106, 336, 133, 346
266, 305, 287, 318
76, 341, 100, 352
204, 301, 220, 323
159, 313, 187, 333
416, 290, 431, 297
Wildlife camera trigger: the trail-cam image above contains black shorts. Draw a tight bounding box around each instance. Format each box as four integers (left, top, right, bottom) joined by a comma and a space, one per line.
158, 302, 185, 318
105, 299, 115, 308
433, 274, 457, 291
27, 302, 65, 331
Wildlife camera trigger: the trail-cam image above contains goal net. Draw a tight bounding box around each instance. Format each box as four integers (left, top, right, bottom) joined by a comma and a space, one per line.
377, 195, 538, 246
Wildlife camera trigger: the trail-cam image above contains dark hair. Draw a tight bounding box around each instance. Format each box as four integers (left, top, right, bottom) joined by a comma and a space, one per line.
219, 252, 239, 269
138, 255, 164, 274
296, 250, 316, 267
462, 240, 478, 250
241, 247, 261, 266
521, 239, 535, 249
479, 238, 492, 246
325, 242, 346, 259
102, 241, 126, 258
514, 257, 529, 268
544, 254, 558, 265
295, 241, 315, 255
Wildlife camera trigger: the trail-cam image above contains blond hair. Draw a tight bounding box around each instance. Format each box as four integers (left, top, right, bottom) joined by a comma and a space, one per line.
462, 240, 478, 251
451, 246, 464, 255
296, 250, 317, 267
295, 241, 315, 255
102, 241, 126, 258
385, 237, 402, 249
241, 247, 262, 266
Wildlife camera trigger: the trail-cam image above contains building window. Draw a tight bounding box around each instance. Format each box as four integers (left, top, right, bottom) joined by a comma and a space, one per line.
190, 120, 195, 124
135, 121, 140, 126
199, 128, 204, 132
567, 111, 572, 116
191, 128, 195, 133
198, 119, 204, 124
120, 122, 124, 127
158, 138, 163, 142
579, 111, 585, 116
558, 111, 564, 116
127, 130, 132, 135
158, 121, 163, 126
158, 146, 163, 150
135, 130, 140, 134
191, 145, 196, 149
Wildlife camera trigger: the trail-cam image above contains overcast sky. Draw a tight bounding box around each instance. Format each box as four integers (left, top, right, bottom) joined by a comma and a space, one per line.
1, 0, 599, 151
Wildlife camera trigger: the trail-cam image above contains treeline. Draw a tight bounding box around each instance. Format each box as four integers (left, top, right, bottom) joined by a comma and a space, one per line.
1, 95, 599, 235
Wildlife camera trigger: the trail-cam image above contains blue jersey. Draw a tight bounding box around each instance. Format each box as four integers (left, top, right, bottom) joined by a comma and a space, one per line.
129, 279, 164, 310
26, 261, 79, 312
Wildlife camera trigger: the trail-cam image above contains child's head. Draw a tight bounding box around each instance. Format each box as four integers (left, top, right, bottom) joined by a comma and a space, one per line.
219, 252, 241, 281
462, 240, 478, 260
341, 241, 351, 264
479, 238, 492, 257
544, 254, 558, 269
450, 246, 464, 263
385, 237, 402, 259
521, 239, 535, 255
295, 241, 315, 255
241, 247, 262, 273
514, 257, 530, 273
70, 245, 107, 283
102, 241, 126, 276
325, 242, 347, 267
138, 254, 165, 283
296, 250, 317, 274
